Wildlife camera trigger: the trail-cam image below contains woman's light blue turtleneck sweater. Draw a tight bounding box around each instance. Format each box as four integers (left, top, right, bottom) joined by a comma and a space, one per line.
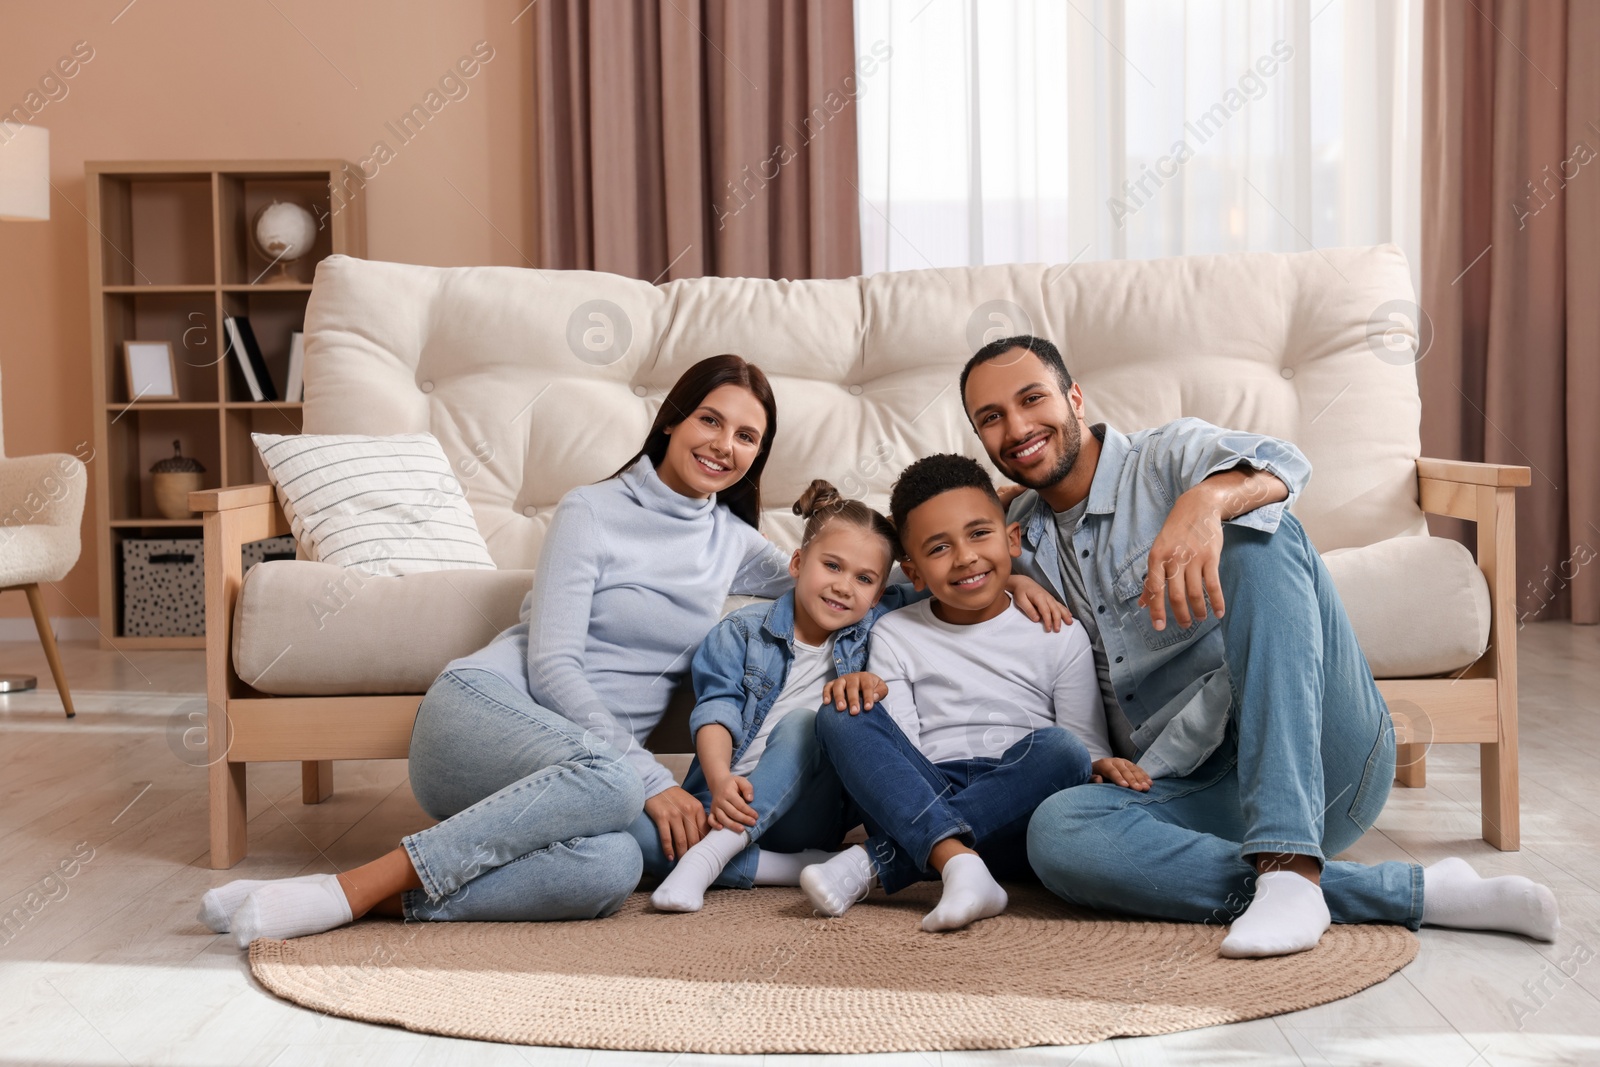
446, 456, 793, 797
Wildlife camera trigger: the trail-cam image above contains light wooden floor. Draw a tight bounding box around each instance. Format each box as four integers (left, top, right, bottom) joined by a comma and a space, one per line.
0, 625, 1597, 1066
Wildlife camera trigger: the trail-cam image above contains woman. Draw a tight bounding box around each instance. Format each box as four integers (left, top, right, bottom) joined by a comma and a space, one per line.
199, 355, 794, 944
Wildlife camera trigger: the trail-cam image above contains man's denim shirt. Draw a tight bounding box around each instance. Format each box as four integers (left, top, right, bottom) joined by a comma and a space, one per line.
688, 583, 926, 767
1009, 417, 1312, 780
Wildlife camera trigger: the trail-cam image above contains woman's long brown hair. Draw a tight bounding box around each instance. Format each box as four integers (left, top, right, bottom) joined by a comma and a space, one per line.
609, 354, 778, 529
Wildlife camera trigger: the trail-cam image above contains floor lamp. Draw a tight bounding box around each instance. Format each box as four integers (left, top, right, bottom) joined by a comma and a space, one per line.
0, 124, 50, 694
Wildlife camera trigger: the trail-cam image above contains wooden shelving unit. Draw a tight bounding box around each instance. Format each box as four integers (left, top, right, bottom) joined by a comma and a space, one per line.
85, 160, 366, 649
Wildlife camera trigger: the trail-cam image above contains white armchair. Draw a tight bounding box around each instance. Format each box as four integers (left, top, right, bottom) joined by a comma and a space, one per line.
0, 395, 87, 717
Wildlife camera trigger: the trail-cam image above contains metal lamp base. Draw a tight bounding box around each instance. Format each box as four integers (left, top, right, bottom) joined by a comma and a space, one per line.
0, 674, 38, 692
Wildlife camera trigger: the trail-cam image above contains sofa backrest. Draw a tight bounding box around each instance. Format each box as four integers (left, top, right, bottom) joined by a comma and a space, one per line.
300, 245, 1427, 568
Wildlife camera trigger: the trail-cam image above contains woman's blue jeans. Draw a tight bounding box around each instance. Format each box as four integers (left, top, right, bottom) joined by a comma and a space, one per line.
631, 707, 847, 889
817, 704, 1094, 895
1026, 518, 1425, 928
398, 668, 645, 922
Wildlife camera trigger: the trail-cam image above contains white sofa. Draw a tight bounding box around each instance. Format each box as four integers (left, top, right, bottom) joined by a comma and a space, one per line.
197, 245, 1529, 868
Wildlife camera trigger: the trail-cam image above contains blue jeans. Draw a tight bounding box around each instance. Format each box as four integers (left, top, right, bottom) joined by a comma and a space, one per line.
817, 702, 1093, 894
631, 707, 847, 888
399, 668, 645, 922
1027, 518, 1425, 928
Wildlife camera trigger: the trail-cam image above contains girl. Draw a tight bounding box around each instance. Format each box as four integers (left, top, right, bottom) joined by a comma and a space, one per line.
200, 355, 794, 944
650, 480, 1069, 912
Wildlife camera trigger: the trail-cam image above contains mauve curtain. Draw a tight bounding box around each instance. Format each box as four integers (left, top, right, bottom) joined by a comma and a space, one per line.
533, 0, 862, 281
1422, 0, 1600, 624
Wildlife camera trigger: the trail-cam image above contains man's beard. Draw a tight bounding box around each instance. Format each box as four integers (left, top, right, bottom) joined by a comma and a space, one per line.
1005, 418, 1082, 492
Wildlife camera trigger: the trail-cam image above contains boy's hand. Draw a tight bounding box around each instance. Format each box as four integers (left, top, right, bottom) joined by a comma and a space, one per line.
823, 672, 888, 715
708, 773, 758, 830
1091, 757, 1151, 791
1005, 574, 1072, 632
996, 484, 1028, 507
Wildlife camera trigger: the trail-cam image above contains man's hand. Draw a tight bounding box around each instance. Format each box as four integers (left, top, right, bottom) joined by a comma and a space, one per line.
1091, 757, 1152, 791
707, 773, 758, 830
1139, 485, 1226, 632
823, 671, 888, 714
1006, 573, 1072, 632
643, 785, 708, 861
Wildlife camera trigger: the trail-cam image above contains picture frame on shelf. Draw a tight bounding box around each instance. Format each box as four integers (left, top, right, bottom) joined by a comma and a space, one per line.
123, 341, 179, 402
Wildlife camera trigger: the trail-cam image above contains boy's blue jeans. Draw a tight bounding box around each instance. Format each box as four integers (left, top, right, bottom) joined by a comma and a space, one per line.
631, 707, 848, 889
816, 706, 1094, 894
1026, 518, 1426, 929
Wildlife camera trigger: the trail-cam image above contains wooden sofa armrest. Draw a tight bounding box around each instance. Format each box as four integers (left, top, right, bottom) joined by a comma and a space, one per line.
1413, 456, 1524, 849
1416, 457, 1532, 487
190, 483, 278, 512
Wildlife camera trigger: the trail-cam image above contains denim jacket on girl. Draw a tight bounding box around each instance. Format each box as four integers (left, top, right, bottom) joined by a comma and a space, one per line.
687, 583, 927, 768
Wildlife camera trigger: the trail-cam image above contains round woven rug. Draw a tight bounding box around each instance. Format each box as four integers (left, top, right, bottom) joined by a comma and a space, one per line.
249, 884, 1417, 1054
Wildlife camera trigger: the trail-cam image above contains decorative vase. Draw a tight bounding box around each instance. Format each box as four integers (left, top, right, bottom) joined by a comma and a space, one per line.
151, 440, 206, 520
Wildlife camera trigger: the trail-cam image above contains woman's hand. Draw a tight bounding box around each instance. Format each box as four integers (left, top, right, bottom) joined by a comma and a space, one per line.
823, 672, 888, 715
644, 785, 709, 861
1091, 757, 1152, 791
1006, 574, 1072, 632
708, 773, 758, 830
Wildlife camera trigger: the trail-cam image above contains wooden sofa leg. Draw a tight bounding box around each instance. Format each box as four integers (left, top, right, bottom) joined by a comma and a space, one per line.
1481, 739, 1520, 850
302, 760, 333, 804
209, 758, 248, 869
1394, 745, 1426, 788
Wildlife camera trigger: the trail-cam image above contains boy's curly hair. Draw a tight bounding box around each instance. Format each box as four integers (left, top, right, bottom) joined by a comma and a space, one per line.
888, 454, 1003, 542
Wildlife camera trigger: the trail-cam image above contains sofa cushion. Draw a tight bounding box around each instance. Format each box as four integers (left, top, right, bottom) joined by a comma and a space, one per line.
237, 537, 1490, 697
233, 561, 532, 695
301, 246, 1430, 569
1322, 536, 1490, 678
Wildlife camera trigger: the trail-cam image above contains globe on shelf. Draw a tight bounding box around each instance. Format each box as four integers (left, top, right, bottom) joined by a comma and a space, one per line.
249, 200, 319, 285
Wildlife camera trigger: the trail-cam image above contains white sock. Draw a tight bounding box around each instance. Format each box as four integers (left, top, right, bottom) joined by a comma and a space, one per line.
753, 848, 837, 886
800, 845, 875, 917
1421, 856, 1559, 941
921, 852, 1008, 932
230, 874, 354, 949
651, 828, 750, 912
198, 875, 325, 933
1220, 870, 1331, 958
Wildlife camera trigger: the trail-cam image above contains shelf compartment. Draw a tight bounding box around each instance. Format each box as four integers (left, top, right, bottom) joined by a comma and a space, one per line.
106, 408, 221, 523
102, 292, 222, 404
221, 288, 308, 402
94, 173, 215, 287
225, 405, 303, 486
219, 173, 334, 287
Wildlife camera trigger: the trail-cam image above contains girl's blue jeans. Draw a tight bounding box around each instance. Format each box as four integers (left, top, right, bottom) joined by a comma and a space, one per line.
398, 668, 645, 922
1026, 519, 1425, 929
630, 706, 848, 889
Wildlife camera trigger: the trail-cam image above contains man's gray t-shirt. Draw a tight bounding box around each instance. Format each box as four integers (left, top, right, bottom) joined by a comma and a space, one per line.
1052, 498, 1140, 760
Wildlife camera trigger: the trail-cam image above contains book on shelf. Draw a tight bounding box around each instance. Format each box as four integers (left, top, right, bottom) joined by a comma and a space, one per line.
224, 316, 279, 402
286, 331, 305, 403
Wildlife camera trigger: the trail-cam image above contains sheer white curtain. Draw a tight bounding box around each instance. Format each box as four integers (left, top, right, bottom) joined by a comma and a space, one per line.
854, 0, 1421, 282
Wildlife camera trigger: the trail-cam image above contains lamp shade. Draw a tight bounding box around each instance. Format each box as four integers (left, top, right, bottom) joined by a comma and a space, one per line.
0, 125, 50, 221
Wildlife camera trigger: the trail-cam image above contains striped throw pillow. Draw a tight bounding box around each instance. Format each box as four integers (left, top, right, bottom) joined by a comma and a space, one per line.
253, 432, 496, 577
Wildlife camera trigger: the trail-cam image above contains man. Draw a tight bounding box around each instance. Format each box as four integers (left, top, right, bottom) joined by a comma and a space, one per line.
959, 334, 1558, 957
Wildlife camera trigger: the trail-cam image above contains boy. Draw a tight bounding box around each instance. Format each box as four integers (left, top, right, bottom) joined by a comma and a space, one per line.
801, 454, 1149, 932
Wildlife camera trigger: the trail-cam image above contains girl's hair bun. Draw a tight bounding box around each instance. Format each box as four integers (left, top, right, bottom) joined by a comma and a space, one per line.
793, 479, 844, 519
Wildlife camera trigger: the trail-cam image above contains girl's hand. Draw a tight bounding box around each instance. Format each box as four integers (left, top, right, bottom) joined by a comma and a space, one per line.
1091, 757, 1152, 792
644, 785, 709, 861
708, 774, 758, 830
1006, 574, 1072, 632
823, 672, 888, 715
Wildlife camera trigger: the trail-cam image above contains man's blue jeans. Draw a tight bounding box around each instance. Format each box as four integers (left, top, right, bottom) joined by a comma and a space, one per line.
400, 668, 645, 922
817, 704, 1093, 894
1026, 518, 1425, 928
631, 707, 848, 889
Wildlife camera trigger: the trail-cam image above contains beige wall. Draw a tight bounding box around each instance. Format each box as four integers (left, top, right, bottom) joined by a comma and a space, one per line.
0, 0, 532, 623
